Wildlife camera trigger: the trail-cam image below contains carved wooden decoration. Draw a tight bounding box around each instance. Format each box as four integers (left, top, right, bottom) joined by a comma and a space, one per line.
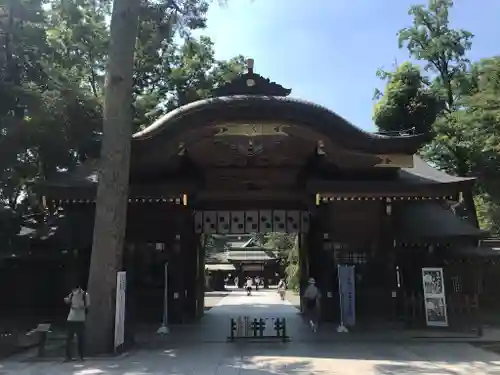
374, 154, 414, 168
212, 59, 291, 97
214, 123, 289, 138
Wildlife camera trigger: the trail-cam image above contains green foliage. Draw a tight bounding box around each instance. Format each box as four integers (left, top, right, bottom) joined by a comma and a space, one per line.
373, 62, 443, 133
263, 232, 296, 252
398, 0, 473, 110
133, 35, 245, 130
284, 236, 300, 291
475, 194, 500, 234
0, 0, 245, 244
261, 233, 300, 290
376, 0, 500, 232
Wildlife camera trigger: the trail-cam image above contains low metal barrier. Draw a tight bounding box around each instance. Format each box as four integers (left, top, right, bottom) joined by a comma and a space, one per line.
228, 316, 289, 342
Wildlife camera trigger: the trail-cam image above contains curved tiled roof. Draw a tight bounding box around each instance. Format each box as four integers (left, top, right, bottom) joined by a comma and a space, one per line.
394, 202, 485, 239
132, 95, 431, 155
400, 156, 475, 184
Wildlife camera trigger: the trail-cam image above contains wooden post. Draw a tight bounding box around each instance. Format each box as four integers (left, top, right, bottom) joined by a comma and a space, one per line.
383, 198, 397, 321
196, 232, 205, 319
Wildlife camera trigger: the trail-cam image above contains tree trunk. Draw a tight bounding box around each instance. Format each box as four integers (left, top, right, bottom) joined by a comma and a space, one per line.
85, 0, 140, 354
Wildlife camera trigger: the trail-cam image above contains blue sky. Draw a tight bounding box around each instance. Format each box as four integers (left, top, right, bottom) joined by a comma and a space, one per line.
199, 0, 500, 131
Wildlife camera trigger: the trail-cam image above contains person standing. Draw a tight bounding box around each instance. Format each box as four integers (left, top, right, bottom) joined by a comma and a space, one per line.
64, 285, 90, 361
302, 278, 321, 332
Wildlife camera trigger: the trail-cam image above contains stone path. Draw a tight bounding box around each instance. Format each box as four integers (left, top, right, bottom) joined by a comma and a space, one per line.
210, 289, 297, 316
208, 289, 300, 337
2, 340, 500, 374
136, 289, 304, 344
3, 290, 500, 374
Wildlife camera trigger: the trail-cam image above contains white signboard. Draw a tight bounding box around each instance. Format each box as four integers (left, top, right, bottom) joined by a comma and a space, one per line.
114, 271, 127, 349
421, 267, 448, 327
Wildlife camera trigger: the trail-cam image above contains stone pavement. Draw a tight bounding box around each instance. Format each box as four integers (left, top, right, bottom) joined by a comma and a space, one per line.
151, 289, 309, 343
2, 339, 500, 374
142, 290, 492, 344
4, 290, 500, 374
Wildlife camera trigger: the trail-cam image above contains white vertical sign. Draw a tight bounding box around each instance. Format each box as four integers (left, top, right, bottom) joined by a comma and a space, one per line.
338, 265, 356, 326
421, 267, 448, 327
114, 271, 126, 349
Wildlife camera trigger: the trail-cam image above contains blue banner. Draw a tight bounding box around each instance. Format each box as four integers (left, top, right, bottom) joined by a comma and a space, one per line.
337, 265, 356, 326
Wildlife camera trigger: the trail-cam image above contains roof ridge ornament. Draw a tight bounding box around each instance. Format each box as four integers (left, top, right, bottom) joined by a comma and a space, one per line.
212, 58, 292, 97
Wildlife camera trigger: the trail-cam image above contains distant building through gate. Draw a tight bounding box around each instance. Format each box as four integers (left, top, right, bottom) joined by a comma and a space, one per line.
205, 234, 284, 290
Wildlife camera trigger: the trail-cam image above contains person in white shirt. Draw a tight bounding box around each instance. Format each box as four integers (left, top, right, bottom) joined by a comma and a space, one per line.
64, 285, 90, 361
302, 278, 321, 332
277, 278, 287, 300
245, 277, 253, 295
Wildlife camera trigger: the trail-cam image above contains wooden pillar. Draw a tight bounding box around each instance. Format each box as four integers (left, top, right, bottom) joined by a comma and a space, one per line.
237, 265, 244, 288
181, 215, 198, 322
263, 266, 270, 288
321, 204, 338, 322
196, 235, 205, 318
320, 232, 337, 322
298, 233, 309, 297
308, 205, 337, 322
383, 198, 398, 321
167, 234, 184, 324
123, 243, 136, 346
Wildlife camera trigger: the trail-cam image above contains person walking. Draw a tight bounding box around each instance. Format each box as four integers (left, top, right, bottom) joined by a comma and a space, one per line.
64, 285, 90, 361
302, 277, 321, 332
277, 278, 287, 301
245, 277, 253, 295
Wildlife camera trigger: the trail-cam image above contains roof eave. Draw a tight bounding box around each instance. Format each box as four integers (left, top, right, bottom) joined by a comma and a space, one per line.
131, 96, 430, 155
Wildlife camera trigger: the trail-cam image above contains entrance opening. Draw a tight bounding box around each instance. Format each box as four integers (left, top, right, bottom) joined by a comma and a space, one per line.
201, 231, 306, 340
203, 232, 301, 309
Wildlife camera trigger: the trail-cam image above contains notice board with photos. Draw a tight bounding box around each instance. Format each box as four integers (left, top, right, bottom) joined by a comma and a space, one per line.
422, 267, 448, 327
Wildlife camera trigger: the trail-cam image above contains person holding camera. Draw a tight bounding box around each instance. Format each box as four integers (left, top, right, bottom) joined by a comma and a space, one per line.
64, 285, 90, 361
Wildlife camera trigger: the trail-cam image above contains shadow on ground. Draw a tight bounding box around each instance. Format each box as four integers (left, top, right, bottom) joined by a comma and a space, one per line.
3, 341, 500, 375
4, 291, 500, 374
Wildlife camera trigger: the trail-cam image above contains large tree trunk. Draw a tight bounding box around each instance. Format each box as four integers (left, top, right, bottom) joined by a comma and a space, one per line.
86, 0, 140, 354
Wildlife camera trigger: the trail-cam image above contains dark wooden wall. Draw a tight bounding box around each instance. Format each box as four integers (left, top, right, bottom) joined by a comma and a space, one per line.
311, 200, 397, 324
